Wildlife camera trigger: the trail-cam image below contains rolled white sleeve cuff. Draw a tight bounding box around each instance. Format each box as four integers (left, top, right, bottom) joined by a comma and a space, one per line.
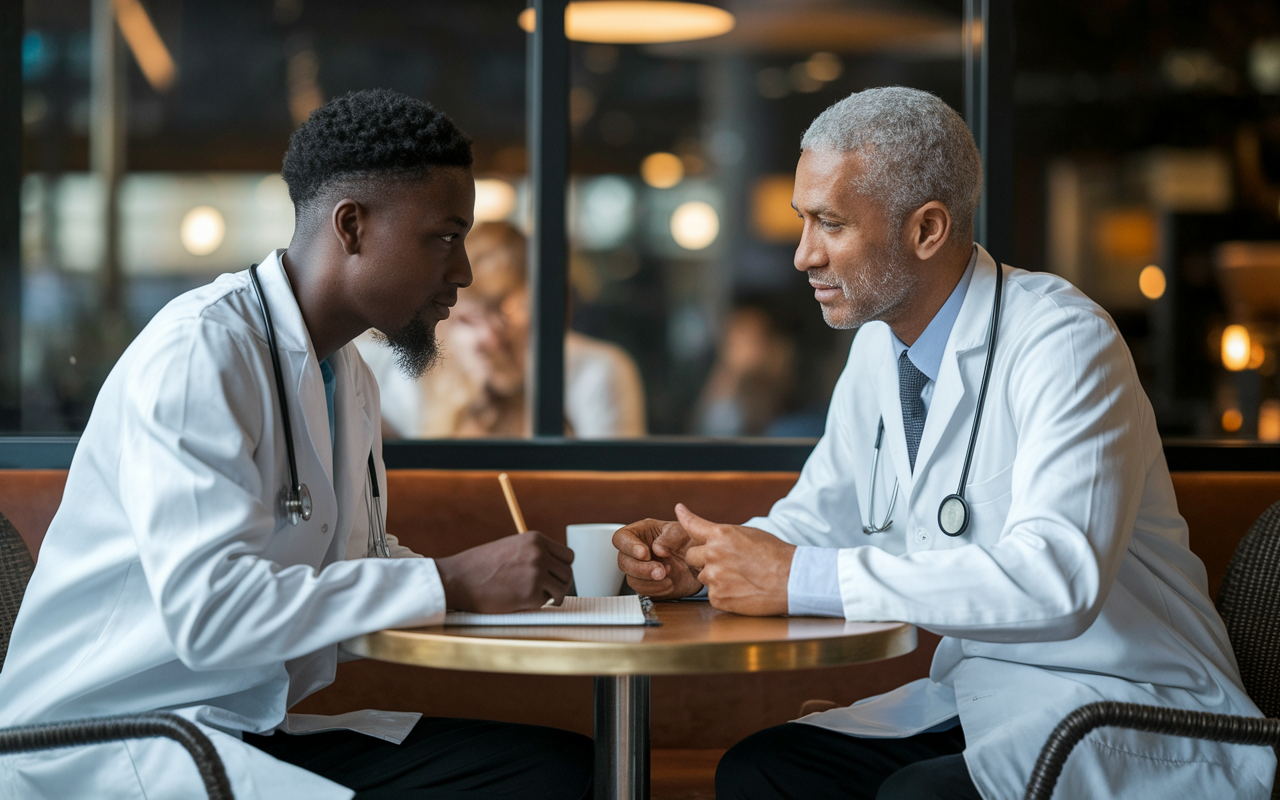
787, 546, 845, 617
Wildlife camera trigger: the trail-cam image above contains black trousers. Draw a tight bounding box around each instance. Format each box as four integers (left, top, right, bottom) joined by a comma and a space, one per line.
716, 722, 982, 800
244, 717, 593, 800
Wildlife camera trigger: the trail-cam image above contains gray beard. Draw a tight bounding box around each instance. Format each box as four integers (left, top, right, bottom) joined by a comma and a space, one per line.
821, 237, 917, 330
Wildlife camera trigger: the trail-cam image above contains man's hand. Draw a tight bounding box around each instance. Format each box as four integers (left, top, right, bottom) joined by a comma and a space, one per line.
613, 519, 703, 600
435, 531, 574, 613
679, 504, 796, 616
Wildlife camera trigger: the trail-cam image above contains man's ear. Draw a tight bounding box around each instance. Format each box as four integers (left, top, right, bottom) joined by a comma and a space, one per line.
906, 201, 952, 261
331, 198, 363, 256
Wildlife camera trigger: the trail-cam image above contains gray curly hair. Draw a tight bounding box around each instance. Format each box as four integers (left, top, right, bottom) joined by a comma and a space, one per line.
801, 87, 982, 241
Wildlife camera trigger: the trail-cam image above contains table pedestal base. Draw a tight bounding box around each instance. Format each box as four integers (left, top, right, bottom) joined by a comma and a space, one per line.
594, 675, 650, 800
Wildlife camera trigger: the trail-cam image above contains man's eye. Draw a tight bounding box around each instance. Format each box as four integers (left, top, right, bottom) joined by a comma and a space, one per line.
820, 220, 841, 231
441, 233, 459, 243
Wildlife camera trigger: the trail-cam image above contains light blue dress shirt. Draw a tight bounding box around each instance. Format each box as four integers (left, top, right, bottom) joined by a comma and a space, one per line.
787, 249, 977, 617
320, 357, 337, 447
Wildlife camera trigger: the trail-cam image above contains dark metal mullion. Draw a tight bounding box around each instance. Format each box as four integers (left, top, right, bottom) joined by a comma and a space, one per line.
526, 0, 569, 437
0, 0, 21, 431
964, 0, 1014, 263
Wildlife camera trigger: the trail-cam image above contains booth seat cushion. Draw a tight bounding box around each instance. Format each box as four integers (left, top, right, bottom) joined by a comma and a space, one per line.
2, 468, 1278, 747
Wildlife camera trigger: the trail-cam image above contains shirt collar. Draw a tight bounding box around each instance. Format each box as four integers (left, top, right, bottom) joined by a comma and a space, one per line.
889, 246, 978, 382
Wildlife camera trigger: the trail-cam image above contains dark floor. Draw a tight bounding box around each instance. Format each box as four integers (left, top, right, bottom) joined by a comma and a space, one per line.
651, 749, 723, 800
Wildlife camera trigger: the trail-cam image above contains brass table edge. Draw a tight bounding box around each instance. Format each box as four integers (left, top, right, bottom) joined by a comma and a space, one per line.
344, 623, 916, 676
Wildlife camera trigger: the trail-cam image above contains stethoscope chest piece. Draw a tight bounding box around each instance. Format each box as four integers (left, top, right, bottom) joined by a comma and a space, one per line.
938, 494, 969, 537
284, 483, 313, 526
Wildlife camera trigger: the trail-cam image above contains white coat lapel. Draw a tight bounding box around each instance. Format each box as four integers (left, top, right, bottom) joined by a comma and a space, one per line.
912, 247, 1001, 477
328, 347, 376, 561
256, 251, 335, 487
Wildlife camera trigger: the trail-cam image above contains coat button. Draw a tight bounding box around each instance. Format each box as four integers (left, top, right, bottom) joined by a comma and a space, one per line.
915, 529, 929, 543
321, 523, 329, 533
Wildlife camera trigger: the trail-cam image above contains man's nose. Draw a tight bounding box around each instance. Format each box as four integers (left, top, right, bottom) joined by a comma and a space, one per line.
450, 253, 474, 288
794, 223, 824, 272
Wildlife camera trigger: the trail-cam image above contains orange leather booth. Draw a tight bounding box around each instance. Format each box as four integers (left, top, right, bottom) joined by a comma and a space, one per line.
1, 468, 1276, 748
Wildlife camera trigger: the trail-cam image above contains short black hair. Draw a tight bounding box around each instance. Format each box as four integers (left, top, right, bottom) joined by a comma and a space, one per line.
281, 88, 473, 226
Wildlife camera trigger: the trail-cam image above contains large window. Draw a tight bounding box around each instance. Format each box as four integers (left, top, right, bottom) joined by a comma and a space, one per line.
13, 0, 1280, 460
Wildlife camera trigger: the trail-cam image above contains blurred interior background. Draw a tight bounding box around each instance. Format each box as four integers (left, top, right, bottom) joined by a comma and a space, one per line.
14, 0, 1280, 440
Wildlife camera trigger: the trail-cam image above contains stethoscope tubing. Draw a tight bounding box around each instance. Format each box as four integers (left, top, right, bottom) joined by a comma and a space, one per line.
863, 261, 1004, 537
249, 263, 309, 524
249, 262, 385, 557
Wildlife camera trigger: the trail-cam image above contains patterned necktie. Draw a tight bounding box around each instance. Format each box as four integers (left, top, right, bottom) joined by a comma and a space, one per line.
898, 350, 928, 472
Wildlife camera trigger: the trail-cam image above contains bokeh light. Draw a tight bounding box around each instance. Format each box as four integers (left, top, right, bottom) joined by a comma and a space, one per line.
640, 152, 684, 189
180, 206, 225, 256
474, 179, 517, 222
670, 201, 719, 250
1138, 264, 1166, 300
1222, 325, 1251, 371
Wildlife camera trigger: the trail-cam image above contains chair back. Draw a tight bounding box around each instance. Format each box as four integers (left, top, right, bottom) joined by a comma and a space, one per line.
1216, 499, 1280, 718
0, 512, 35, 671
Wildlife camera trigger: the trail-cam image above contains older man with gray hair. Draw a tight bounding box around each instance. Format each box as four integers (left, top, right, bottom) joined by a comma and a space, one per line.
614, 87, 1274, 798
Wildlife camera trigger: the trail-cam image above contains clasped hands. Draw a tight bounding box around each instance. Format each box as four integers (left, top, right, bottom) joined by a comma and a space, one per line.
612, 503, 796, 616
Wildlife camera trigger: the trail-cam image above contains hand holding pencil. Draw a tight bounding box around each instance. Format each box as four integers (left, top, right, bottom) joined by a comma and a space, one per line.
431, 473, 575, 613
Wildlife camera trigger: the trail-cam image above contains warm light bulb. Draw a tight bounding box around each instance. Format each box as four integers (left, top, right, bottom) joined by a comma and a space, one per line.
474, 179, 517, 222
640, 152, 684, 189
1222, 408, 1244, 432
670, 201, 719, 250
1222, 325, 1252, 372
1138, 265, 1166, 300
180, 206, 225, 256
519, 2, 735, 44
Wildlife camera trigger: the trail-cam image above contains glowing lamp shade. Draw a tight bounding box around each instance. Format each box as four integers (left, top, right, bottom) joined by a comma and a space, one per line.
180, 206, 226, 256
1222, 324, 1252, 372
1138, 265, 1166, 300
670, 201, 719, 250
518, 2, 735, 44
474, 179, 517, 222
641, 152, 684, 188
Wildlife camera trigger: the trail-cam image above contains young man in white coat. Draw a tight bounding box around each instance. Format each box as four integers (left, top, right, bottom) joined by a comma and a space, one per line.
0, 90, 592, 799
614, 87, 1276, 799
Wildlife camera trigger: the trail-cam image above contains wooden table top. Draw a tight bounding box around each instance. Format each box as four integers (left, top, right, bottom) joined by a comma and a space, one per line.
343, 601, 916, 676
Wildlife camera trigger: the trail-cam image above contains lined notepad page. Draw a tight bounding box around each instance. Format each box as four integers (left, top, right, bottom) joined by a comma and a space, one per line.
444, 596, 646, 626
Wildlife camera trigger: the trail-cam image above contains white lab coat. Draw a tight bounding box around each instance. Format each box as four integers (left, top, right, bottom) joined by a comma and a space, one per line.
0, 251, 447, 800
752, 247, 1275, 799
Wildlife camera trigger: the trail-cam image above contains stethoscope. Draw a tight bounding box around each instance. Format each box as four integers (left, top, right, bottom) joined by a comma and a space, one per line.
862, 263, 1004, 538
249, 263, 390, 558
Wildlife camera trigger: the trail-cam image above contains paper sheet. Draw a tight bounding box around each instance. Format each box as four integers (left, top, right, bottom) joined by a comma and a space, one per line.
444, 595, 651, 626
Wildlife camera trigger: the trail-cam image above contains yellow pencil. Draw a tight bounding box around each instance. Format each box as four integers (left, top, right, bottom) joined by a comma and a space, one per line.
497, 473, 528, 534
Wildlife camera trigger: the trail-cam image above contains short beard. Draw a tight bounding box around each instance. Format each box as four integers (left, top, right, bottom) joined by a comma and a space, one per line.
820, 234, 918, 330
378, 313, 441, 380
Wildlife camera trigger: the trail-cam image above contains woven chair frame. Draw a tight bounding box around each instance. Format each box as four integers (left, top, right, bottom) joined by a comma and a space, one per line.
1023, 701, 1280, 800
0, 512, 34, 671
0, 712, 234, 800
1027, 499, 1280, 798
1218, 499, 1280, 719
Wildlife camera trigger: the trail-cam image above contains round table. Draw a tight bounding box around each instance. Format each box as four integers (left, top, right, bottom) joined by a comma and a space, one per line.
344, 601, 915, 800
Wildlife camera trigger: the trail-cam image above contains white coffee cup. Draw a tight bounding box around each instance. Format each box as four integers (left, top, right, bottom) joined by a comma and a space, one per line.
566, 523, 627, 597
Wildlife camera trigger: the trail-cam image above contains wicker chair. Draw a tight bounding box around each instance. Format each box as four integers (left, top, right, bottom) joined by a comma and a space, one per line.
0, 513, 234, 800
1024, 500, 1280, 800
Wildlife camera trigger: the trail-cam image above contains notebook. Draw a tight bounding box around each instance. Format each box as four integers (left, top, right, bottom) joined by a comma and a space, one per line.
444, 596, 659, 626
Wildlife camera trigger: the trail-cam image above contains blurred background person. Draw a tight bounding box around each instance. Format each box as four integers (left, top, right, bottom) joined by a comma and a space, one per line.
693, 297, 827, 437
360, 221, 646, 438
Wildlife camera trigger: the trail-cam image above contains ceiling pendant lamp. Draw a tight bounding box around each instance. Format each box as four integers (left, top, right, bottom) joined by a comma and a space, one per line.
518, 2, 736, 45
